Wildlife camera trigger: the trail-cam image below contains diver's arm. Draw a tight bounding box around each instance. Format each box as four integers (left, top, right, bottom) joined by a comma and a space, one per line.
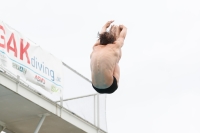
115, 25, 127, 47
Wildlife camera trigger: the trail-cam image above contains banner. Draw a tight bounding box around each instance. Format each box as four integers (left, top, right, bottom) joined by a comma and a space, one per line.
0, 21, 63, 95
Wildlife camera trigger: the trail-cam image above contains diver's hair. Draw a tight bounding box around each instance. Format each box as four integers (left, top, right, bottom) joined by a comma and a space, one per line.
98, 32, 116, 45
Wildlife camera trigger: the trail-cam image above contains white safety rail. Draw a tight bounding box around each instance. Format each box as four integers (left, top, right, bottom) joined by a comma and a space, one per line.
0, 63, 107, 133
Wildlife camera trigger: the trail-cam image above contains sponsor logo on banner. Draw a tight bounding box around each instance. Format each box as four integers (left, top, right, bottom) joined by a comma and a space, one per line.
51, 85, 59, 93
35, 75, 45, 85
12, 62, 27, 74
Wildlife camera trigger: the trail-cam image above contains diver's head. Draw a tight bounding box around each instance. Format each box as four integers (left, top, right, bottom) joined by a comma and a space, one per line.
98, 25, 120, 45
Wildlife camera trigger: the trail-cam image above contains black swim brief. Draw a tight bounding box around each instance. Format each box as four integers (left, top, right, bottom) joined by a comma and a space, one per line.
92, 76, 118, 94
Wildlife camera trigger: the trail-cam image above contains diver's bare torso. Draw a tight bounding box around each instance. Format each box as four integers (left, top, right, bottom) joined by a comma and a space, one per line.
90, 43, 121, 88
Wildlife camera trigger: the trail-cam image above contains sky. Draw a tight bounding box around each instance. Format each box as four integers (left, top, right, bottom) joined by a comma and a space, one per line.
1, 0, 200, 132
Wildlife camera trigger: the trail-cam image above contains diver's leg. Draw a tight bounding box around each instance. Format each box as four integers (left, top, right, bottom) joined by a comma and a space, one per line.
113, 64, 120, 85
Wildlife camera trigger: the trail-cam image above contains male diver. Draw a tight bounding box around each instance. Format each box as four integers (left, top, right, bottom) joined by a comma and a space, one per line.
90, 20, 127, 94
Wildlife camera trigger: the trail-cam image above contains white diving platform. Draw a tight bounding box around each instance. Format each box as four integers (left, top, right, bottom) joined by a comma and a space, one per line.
0, 70, 107, 133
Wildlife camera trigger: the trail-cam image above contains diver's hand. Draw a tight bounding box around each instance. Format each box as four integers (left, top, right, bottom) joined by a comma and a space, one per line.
103, 20, 114, 28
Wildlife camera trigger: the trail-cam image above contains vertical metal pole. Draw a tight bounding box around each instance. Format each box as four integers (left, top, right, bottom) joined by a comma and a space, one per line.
60, 89, 63, 117
97, 94, 100, 128
94, 95, 96, 126
34, 115, 46, 133
16, 75, 20, 93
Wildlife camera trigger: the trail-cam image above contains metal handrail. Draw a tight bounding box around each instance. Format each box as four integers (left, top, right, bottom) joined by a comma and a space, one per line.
55, 93, 98, 102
